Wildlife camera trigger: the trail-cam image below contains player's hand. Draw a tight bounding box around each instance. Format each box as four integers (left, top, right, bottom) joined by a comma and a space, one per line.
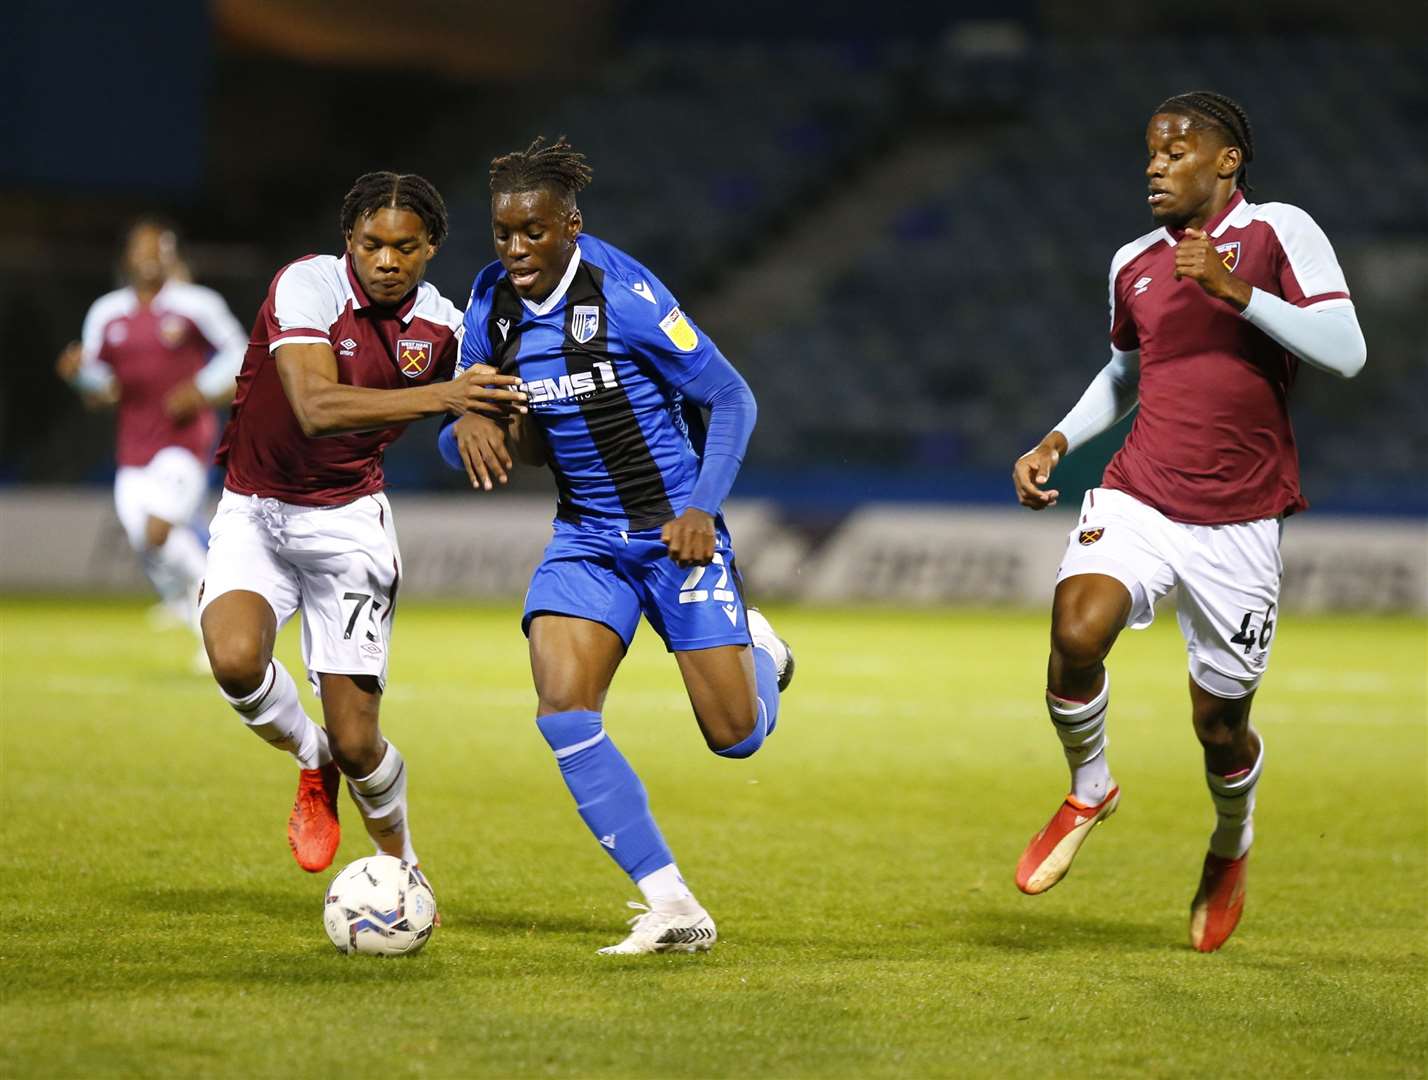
662, 507, 716, 568
55, 341, 83, 382
445, 364, 528, 418
1174, 228, 1252, 309
451, 413, 513, 491
163, 380, 207, 422
1012, 434, 1066, 510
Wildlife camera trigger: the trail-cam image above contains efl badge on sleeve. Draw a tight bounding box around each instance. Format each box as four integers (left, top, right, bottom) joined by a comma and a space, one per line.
571, 305, 600, 345
1215, 241, 1241, 272
397, 339, 434, 378
1078, 527, 1104, 546
658, 307, 698, 352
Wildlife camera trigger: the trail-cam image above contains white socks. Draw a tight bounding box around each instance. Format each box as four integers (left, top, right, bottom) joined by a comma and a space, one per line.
1206, 737, 1264, 859
1048, 676, 1113, 805
142, 527, 208, 634
636, 863, 695, 907
347, 741, 417, 864
221, 660, 330, 771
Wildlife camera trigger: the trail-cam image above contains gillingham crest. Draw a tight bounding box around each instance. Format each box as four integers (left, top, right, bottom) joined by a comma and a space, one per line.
571, 305, 600, 345
397, 339, 433, 378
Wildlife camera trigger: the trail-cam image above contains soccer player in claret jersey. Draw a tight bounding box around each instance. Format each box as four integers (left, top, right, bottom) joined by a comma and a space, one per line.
1011, 93, 1366, 950
439, 138, 794, 955
57, 219, 247, 656
201, 173, 525, 878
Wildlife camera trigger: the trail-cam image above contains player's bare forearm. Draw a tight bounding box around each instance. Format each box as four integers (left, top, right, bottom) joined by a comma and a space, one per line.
506, 413, 547, 467
276, 345, 524, 438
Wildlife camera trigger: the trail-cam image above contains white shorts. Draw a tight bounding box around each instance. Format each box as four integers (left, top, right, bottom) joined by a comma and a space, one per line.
1056, 487, 1283, 697
199, 489, 403, 691
113, 446, 208, 549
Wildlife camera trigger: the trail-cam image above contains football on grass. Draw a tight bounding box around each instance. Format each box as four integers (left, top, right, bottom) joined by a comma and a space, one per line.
323, 855, 436, 956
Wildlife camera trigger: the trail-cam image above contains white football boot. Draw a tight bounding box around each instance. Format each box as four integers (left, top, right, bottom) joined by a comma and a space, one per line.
597, 899, 717, 955
746, 607, 795, 691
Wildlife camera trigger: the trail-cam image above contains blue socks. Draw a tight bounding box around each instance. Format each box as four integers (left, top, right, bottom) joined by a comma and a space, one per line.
535, 710, 674, 881
713, 647, 782, 759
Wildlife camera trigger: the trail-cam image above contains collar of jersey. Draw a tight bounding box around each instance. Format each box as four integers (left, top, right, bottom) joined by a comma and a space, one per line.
1167, 190, 1247, 244
342, 254, 420, 323
519, 245, 582, 318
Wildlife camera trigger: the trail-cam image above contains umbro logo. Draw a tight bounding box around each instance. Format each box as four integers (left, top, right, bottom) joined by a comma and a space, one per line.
339, 337, 358, 355
1133, 276, 1152, 295
630, 281, 657, 304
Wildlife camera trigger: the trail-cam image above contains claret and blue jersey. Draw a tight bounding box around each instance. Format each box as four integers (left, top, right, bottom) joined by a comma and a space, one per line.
456, 234, 725, 533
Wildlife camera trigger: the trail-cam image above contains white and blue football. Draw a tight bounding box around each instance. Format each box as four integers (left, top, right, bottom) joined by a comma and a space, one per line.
323, 855, 436, 957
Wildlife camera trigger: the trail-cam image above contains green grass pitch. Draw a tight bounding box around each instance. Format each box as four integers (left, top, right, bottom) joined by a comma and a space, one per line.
2, 597, 1424, 1078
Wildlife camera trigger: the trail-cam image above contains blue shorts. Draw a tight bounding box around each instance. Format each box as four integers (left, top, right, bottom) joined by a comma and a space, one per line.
523, 519, 753, 652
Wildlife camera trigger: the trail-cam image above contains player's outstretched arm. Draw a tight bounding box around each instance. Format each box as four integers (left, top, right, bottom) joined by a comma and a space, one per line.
276, 343, 525, 438
1012, 348, 1140, 511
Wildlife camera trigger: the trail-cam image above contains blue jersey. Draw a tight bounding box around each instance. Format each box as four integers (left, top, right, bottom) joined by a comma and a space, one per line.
458, 235, 726, 532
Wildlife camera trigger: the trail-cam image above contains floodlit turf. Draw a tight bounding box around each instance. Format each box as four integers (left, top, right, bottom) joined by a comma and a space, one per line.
2, 597, 1425, 1078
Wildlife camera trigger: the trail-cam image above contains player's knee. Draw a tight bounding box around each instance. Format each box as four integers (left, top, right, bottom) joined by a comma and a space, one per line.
205, 634, 269, 697
698, 703, 759, 753
328, 728, 384, 778
1050, 613, 1116, 671
535, 686, 600, 716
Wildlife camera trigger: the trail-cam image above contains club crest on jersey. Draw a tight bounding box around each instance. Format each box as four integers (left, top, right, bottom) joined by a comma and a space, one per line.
159, 315, 187, 347
397, 339, 433, 378
571, 305, 600, 345
1216, 241, 1241, 272
658, 307, 698, 352
1078, 527, 1104, 546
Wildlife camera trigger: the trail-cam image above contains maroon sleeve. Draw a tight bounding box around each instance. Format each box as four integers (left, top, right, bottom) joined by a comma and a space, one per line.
1109, 264, 1139, 351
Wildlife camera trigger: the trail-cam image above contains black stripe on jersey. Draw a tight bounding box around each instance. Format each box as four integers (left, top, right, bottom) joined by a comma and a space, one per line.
563, 262, 673, 531
490, 278, 580, 521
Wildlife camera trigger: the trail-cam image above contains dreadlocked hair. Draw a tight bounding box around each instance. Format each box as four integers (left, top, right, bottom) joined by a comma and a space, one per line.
340, 172, 449, 246
489, 136, 593, 203
1155, 91, 1255, 193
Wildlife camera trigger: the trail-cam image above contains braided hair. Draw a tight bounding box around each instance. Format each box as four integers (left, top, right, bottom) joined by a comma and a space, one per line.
340, 172, 449, 246
489, 136, 593, 205
1155, 91, 1255, 192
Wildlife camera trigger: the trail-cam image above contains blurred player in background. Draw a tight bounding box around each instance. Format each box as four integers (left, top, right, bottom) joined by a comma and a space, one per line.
200, 173, 525, 878
440, 138, 794, 955
56, 218, 246, 654
1011, 92, 1366, 950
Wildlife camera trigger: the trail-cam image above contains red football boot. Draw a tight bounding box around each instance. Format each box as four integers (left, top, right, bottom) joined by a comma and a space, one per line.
1015, 787, 1120, 895
288, 761, 341, 873
1190, 851, 1248, 952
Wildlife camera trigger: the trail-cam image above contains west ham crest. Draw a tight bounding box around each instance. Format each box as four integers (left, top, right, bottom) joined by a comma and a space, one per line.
1078, 527, 1104, 546
397, 338, 433, 378
571, 305, 600, 345
1215, 241, 1241, 272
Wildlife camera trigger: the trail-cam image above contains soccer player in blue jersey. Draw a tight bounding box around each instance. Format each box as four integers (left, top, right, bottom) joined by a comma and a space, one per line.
439, 137, 794, 954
